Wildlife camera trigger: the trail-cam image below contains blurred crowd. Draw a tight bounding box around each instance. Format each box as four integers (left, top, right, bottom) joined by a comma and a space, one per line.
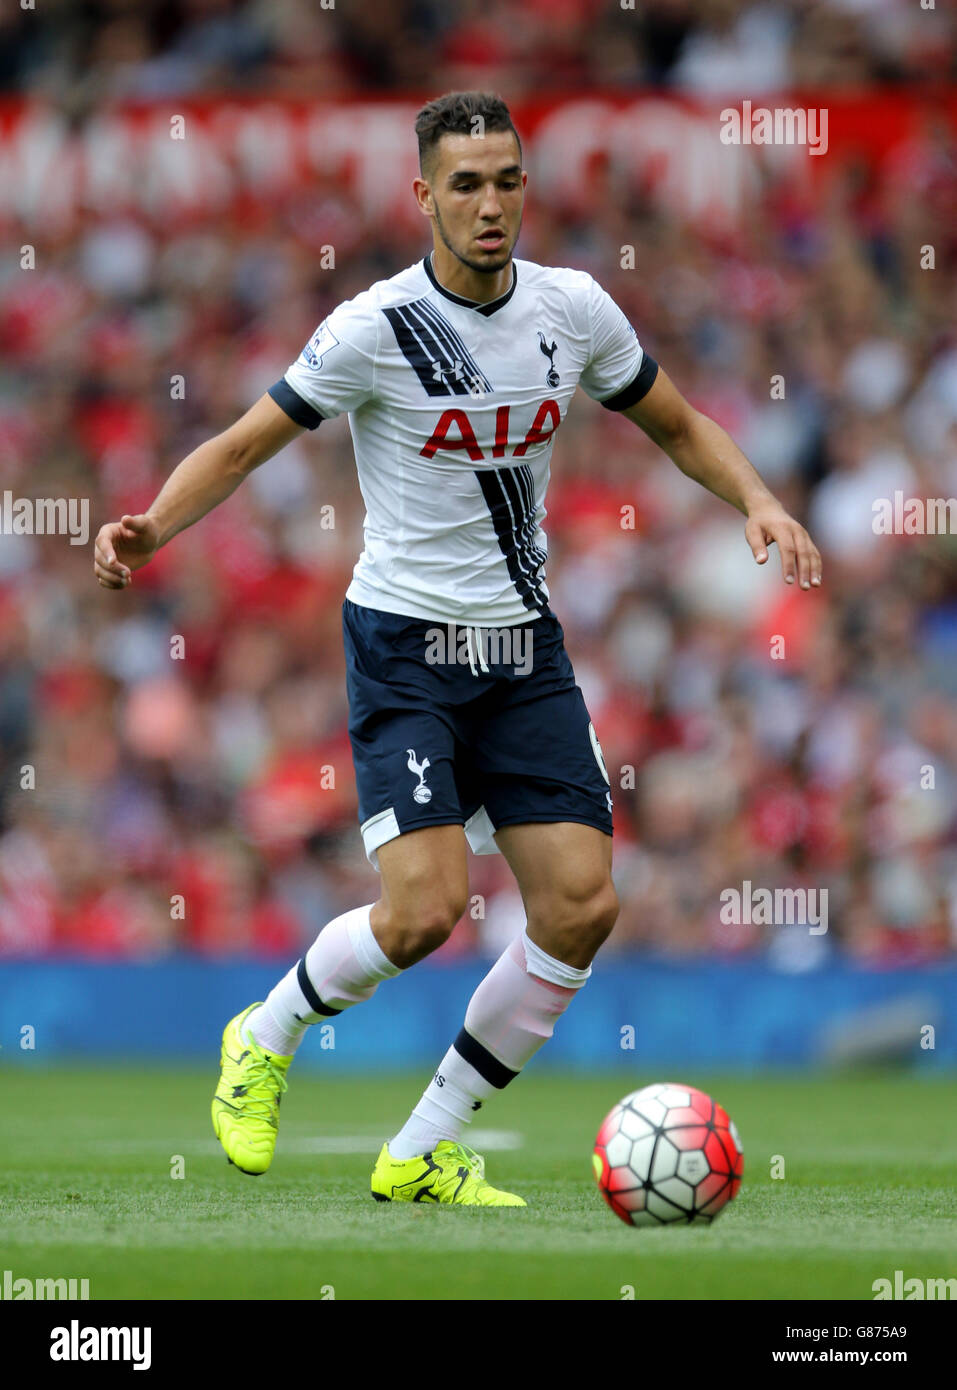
0, 0, 954, 101
1, 22, 956, 965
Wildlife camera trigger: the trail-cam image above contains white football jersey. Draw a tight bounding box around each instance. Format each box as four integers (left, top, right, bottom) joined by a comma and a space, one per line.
269, 255, 658, 625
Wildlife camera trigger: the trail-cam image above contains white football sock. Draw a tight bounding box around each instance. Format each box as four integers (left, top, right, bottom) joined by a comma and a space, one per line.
388, 931, 588, 1158
245, 905, 400, 1056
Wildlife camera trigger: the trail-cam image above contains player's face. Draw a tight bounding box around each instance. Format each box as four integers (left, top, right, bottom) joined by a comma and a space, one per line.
425, 131, 526, 275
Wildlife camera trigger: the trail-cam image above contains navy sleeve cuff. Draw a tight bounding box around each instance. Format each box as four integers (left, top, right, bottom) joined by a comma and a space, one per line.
268, 379, 325, 430
599, 355, 659, 411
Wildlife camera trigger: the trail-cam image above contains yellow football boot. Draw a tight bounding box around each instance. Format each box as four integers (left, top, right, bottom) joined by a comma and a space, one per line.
211, 1003, 291, 1175
371, 1140, 526, 1206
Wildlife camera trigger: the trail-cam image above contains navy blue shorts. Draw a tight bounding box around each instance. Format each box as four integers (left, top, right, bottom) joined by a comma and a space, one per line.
342, 598, 614, 868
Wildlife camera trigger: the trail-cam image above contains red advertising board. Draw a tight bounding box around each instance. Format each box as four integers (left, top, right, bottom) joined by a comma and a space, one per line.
1, 93, 954, 232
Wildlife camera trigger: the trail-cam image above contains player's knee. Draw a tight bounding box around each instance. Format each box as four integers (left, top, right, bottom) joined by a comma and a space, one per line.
592, 880, 620, 942
573, 880, 619, 951
378, 893, 467, 967
529, 878, 619, 963
394, 908, 462, 965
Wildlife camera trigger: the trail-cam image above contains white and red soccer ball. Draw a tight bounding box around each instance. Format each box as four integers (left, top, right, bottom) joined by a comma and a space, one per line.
592, 1082, 743, 1227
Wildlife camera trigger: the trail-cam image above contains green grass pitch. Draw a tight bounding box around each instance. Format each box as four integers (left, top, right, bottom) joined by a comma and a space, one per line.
2, 1066, 955, 1300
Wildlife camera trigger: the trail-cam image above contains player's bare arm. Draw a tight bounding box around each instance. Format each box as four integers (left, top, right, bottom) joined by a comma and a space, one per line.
623, 367, 823, 591
93, 393, 303, 590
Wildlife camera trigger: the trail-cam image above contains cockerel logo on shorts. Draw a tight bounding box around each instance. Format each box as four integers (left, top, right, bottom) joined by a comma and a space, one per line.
406, 749, 432, 803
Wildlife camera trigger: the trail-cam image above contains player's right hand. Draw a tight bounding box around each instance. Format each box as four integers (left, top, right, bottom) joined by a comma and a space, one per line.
93, 513, 160, 589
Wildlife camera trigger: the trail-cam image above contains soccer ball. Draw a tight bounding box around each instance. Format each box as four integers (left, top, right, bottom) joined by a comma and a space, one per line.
592, 1082, 743, 1227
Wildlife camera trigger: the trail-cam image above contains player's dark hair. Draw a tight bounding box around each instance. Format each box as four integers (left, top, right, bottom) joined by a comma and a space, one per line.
415, 92, 522, 177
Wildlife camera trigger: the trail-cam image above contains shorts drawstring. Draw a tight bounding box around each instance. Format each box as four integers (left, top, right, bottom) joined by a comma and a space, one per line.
465, 625, 490, 678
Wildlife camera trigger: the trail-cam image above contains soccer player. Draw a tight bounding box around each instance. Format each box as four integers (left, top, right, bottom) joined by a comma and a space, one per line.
94, 92, 822, 1205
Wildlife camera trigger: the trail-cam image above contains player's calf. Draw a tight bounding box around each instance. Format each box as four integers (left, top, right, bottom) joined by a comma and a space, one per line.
387, 929, 590, 1164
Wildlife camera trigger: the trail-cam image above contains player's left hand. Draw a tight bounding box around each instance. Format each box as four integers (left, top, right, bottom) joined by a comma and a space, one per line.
744, 504, 822, 589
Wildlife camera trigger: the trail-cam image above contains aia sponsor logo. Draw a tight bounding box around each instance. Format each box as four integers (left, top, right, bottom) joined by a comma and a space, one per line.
420, 400, 561, 461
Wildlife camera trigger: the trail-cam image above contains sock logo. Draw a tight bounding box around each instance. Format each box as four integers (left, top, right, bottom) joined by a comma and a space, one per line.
407, 749, 432, 804
433, 1071, 445, 1087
